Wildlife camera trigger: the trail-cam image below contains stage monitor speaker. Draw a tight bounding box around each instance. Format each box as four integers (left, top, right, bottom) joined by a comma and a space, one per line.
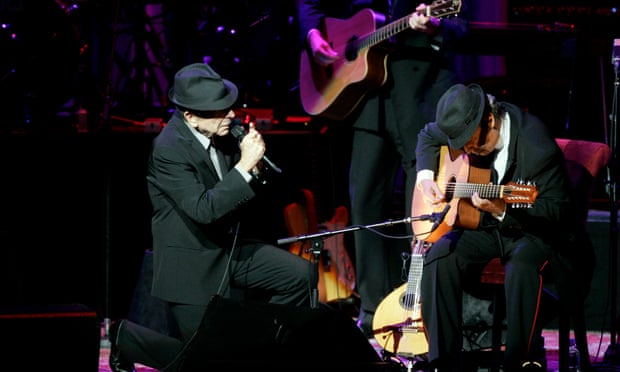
585, 209, 620, 330
166, 295, 395, 372
128, 249, 177, 336
0, 303, 100, 372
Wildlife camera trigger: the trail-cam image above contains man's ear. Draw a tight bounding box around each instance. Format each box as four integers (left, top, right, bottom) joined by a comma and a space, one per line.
488, 113, 496, 129
184, 111, 198, 128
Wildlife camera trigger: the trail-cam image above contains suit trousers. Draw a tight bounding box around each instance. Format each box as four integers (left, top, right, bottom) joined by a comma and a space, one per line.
421, 227, 551, 370
118, 319, 183, 370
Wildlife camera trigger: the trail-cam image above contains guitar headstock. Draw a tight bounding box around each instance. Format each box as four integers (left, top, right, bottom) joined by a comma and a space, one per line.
426, 0, 462, 18
504, 181, 538, 208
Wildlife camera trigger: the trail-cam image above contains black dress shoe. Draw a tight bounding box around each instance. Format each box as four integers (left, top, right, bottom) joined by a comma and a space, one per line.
109, 320, 136, 372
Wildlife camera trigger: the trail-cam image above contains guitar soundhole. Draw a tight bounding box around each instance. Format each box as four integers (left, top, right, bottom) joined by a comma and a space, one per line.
444, 175, 457, 202
345, 36, 359, 61
325, 65, 333, 79
400, 293, 418, 310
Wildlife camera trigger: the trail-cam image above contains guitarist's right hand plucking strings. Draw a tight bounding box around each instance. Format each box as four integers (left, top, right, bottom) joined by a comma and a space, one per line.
307, 29, 340, 66
418, 178, 444, 206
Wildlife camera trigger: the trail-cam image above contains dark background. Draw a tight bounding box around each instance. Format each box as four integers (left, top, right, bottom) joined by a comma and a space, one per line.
0, 0, 619, 328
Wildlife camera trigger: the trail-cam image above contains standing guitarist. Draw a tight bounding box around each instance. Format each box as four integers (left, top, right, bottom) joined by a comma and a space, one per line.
415, 83, 572, 371
296, 0, 470, 338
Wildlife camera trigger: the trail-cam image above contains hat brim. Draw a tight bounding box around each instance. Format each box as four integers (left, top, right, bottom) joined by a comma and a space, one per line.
446, 84, 485, 149
168, 79, 239, 112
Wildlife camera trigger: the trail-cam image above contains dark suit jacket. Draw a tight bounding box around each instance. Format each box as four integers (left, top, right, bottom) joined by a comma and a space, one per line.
146, 110, 260, 306
415, 102, 572, 246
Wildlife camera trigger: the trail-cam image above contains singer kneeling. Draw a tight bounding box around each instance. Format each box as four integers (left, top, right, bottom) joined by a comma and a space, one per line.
107, 62, 311, 372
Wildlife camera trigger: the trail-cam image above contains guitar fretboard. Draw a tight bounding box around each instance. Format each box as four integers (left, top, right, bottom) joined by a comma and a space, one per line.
357, 0, 462, 52
446, 182, 506, 199
403, 253, 424, 311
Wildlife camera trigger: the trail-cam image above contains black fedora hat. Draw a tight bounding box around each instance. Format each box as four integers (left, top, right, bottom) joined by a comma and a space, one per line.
168, 63, 238, 111
436, 83, 486, 149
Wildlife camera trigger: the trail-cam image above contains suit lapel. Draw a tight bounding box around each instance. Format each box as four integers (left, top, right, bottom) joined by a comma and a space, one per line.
176, 121, 221, 180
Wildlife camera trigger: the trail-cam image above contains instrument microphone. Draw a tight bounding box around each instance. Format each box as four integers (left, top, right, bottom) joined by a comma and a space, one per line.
431, 204, 451, 231
230, 119, 282, 173
613, 39, 620, 72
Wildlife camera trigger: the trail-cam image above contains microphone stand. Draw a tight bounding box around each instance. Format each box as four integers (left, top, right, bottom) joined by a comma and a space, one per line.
98, 1, 123, 348
277, 211, 447, 309
603, 56, 620, 365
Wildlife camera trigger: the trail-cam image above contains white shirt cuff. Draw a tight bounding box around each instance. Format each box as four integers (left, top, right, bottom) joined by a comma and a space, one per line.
235, 165, 253, 183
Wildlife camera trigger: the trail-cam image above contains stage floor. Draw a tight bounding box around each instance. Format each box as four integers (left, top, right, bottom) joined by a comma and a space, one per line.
96, 328, 617, 372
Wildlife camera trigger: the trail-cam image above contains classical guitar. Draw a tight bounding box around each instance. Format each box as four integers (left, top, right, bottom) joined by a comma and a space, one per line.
411, 146, 538, 243
299, 0, 462, 120
283, 189, 356, 303
373, 239, 429, 357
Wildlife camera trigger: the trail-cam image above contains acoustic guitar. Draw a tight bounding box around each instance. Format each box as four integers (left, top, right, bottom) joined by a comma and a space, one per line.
299, 0, 461, 120
372, 239, 429, 357
411, 146, 538, 243
283, 189, 356, 303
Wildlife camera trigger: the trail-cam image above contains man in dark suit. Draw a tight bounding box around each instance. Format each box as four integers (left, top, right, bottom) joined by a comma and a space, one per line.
415, 83, 572, 371
296, 0, 470, 337
109, 63, 311, 372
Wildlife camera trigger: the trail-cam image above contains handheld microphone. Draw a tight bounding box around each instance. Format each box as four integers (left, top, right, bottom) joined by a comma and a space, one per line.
613, 39, 620, 72
230, 120, 282, 173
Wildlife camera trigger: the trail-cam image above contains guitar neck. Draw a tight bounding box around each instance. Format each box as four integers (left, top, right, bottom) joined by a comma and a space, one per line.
358, 15, 411, 51
448, 182, 506, 200
404, 253, 424, 304
358, 0, 462, 51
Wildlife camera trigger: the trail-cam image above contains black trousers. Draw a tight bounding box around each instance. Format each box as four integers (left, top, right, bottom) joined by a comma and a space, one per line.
116, 319, 183, 370
118, 242, 312, 370
421, 228, 552, 370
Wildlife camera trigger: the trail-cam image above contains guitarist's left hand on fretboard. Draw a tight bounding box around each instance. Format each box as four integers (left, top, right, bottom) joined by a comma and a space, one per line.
408, 7, 442, 35
471, 192, 507, 217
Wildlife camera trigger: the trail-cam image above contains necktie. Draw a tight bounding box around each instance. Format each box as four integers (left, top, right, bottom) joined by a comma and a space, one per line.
209, 142, 226, 180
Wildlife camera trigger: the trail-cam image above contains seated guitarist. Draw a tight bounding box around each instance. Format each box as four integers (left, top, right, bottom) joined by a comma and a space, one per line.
415, 83, 571, 371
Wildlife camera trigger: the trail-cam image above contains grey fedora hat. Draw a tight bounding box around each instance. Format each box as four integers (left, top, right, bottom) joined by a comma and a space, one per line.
436, 83, 486, 149
168, 63, 238, 111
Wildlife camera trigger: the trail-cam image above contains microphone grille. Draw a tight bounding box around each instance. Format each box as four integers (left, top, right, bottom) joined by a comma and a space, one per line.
230, 123, 246, 139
